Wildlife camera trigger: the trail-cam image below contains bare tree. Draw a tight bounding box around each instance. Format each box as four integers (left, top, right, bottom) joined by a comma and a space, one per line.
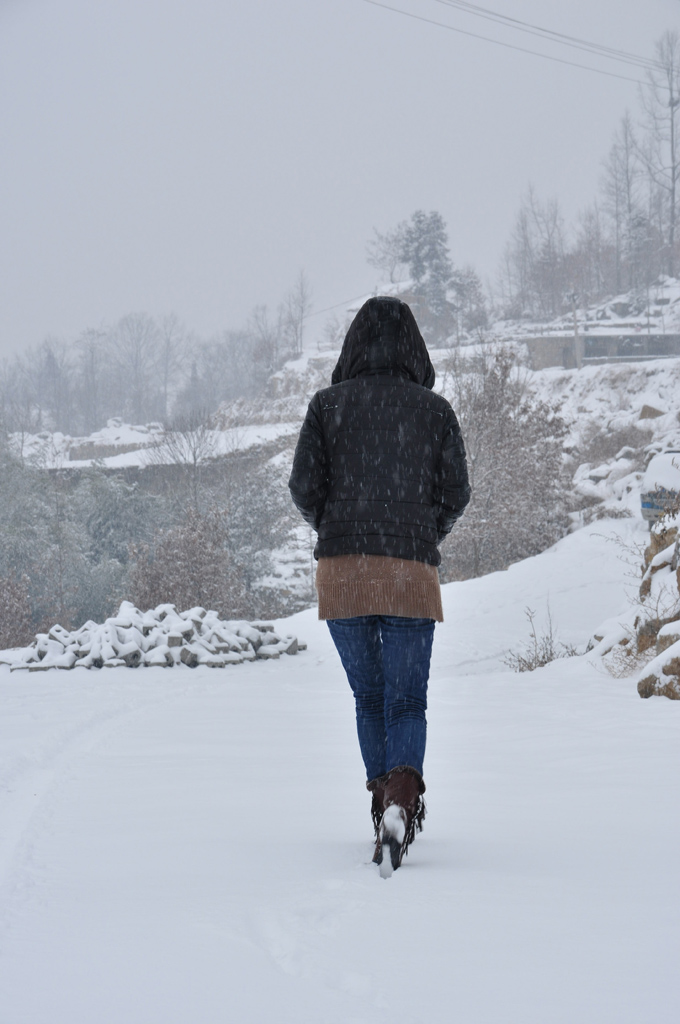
637, 30, 680, 277
157, 314, 186, 424
249, 304, 280, 373
0, 358, 42, 456
113, 313, 162, 424
280, 271, 312, 359
74, 328, 108, 434
602, 113, 644, 291
366, 223, 409, 282
36, 339, 74, 433
450, 265, 488, 339
128, 507, 244, 617
502, 187, 568, 319
571, 203, 612, 302
0, 571, 33, 649
148, 409, 218, 510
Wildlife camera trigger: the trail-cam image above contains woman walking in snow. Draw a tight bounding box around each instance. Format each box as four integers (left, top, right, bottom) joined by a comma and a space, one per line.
289, 296, 470, 874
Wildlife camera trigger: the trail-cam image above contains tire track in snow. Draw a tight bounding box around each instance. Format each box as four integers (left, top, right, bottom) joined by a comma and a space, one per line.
0, 674, 210, 945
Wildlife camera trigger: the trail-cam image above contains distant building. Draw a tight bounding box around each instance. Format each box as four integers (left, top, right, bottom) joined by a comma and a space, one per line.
525, 333, 680, 370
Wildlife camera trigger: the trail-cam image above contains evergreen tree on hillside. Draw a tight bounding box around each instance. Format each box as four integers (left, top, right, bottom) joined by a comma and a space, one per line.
366, 210, 487, 344
401, 210, 453, 305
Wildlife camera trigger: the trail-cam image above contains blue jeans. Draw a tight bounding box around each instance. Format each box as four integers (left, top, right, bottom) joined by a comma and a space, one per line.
326, 615, 435, 782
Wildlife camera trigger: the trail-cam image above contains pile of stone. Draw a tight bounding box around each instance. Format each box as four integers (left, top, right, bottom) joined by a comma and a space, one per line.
636, 518, 680, 699
2, 601, 305, 672
586, 515, 680, 699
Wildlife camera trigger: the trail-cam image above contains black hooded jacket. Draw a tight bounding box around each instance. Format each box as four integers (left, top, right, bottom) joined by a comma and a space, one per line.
288, 297, 470, 566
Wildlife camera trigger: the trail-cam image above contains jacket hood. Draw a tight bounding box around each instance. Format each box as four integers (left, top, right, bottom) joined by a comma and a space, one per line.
331, 296, 435, 389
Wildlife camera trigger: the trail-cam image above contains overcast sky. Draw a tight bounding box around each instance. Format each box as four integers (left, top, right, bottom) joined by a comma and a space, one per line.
0, 0, 677, 356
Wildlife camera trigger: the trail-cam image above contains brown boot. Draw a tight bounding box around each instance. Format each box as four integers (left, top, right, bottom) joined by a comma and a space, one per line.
366, 773, 388, 863
378, 765, 426, 875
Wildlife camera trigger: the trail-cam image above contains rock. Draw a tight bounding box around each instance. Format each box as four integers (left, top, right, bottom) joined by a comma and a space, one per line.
55, 651, 77, 669
190, 632, 212, 650
101, 641, 118, 662
155, 603, 178, 621
167, 631, 184, 648
638, 674, 657, 698
639, 404, 666, 420
636, 619, 661, 653
144, 645, 173, 667
638, 672, 680, 700
615, 446, 637, 461
657, 622, 680, 654
230, 622, 263, 648
118, 626, 145, 649
645, 524, 678, 565
181, 606, 207, 622
198, 653, 227, 668
116, 642, 142, 667
639, 551, 674, 598
256, 645, 280, 659
223, 651, 245, 664
48, 624, 70, 644
658, 677, 680, 699
78, 652, 104, 668
180, 647, 199, 668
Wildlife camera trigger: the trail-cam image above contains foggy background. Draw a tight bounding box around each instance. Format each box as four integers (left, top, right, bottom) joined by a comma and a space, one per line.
0, 0, 677, 355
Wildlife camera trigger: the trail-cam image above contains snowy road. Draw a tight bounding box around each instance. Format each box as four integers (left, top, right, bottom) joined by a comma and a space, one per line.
1, 521, 678, 1023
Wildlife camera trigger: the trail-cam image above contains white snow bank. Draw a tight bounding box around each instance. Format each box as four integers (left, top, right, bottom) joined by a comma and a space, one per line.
434, 517, 647, 675
642, 451, 680, 492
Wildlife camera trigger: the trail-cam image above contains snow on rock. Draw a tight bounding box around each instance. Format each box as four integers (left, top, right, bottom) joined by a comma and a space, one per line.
638, 638, 680, 700
657, 620, 680, 653
0, 601, 306, 672
641, 450, 680, 493
584, 513, 680, 696
587, 618, 634, 658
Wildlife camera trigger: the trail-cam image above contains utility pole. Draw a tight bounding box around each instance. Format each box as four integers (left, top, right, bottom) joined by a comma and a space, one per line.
569, 292, 582, 369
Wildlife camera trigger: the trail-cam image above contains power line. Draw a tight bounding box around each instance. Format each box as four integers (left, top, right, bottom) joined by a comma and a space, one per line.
431, 0, 660, 72
303, 292, 370, 321
363, 0, 646, 84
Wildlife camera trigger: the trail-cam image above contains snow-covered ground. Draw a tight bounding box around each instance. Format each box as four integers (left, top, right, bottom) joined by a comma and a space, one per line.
1, 517, 678, 1023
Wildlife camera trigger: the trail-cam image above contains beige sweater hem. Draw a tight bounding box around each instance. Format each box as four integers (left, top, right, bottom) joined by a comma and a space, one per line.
315, 554, 443, 622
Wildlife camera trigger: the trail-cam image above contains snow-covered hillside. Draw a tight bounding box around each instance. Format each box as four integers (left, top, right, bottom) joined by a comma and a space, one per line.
492, 275, 680, 341
1, 517, 678, 1023
7, 300, 680, 624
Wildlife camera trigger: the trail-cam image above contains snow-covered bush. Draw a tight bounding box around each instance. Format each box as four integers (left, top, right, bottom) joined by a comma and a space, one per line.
438, 348, 568, 580
503, 606, 578, 672
128, 507, 244, 617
